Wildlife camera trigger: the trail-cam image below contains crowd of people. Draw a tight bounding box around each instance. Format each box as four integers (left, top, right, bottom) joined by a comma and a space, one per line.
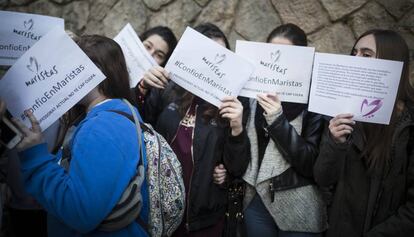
0, 17, 413, 237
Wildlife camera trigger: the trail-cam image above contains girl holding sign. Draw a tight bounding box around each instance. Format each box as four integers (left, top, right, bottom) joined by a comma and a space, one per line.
140, 26, 177, 67
11, 35, 150, 237
133, 26, 177, 109
231, 24, 327, 237
314, 30, 414, 236
137, 23, 250, 237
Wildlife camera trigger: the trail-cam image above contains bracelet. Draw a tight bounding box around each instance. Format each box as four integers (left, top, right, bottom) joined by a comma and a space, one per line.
138, 81, 148, 90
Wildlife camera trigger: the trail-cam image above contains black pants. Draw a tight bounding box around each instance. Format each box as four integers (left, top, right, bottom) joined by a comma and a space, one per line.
9, 208, 47, 237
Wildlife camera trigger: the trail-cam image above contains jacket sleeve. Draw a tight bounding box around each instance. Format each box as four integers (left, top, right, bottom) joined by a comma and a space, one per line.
18, 127, 140, 233
266, 111, 324, 178
222, 97, 251, 178
142, 87, 165, 126
313, 124, 350, 187
223, 128, 251, 178
365, 145, 414, 237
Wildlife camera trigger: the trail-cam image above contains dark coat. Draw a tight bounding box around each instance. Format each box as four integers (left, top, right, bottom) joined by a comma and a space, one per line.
243, 99, 324, 191
314, 107, 414, 237
141, 83, 251, 231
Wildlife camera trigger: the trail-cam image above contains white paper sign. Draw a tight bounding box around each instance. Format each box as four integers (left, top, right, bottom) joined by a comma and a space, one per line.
308, 53, 403, 125
236, 41, 315, 103
114, 23, 157, 88
0, 27, 106, 130
0, 10, 64, 66
165, 27, 254, 107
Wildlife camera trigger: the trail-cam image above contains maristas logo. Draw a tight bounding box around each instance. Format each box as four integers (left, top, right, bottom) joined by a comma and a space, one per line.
214, 53, 226, 64
202, 53, 226, 79
27, 56, 40, 73
13, 19, 41, 40
25, 57, 58, 87
270, 50, 281, 63
260, 50, 287, 75
24, 19, 34, 31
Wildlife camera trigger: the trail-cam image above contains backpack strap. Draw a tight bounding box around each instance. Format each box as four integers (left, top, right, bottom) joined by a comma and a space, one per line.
59, 100, 150, 233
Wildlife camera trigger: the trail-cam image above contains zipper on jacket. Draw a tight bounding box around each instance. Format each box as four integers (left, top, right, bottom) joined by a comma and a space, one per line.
186, 104, 197, 232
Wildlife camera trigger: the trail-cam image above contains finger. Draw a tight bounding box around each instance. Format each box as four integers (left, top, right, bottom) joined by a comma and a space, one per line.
214, 166, 226, 172
156, 66, 170, 80
219, 99, 241, 109
147, 72, 166, 88
143, 74, 164, 89
11, 117, 31, 136
257, 96, 273, 108
258, 94, 280, 108
214, 175, 226, 183
221, 113, 239, 120
265, 93, 280, 103
144, 71, 164, 88
144, 79, 163, 89
333, 113, 354, 120
333, 129, 353, 137
150, 67, 168, 85
330, 117, 355, 127
219, 107, 238, 115
215, 172, 226, 178
333, 118, 355, 126
257, 99, 272, 112
333, 124, 354, 132
25, 110, 41, 133
218, 176, 226, 183
214, 169, 227, 175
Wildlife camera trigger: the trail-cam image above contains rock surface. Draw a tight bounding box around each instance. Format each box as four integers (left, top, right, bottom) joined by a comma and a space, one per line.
0, 0, 413, 82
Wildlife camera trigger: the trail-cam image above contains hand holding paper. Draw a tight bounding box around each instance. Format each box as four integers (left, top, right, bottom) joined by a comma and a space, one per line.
308, 53, 403, 125
142, 65, 170, 90
0, 27, 106, 130
12, 110, 44, 151
257, 94, 282, 117
165, 27, 253, 107
219, 96, 243, 136
235, 40, 314, 103
328, 114, 355, 144
114, 23, 157, 88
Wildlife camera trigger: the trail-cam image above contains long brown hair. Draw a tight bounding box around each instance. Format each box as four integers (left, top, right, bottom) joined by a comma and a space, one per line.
77, 35, 133, 102
353, 29, 414, 173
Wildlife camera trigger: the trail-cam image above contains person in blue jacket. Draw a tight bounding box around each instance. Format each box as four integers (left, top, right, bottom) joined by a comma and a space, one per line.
11, 35, 149, 237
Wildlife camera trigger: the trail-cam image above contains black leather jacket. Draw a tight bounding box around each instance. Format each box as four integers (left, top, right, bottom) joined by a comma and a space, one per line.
139, 83, 251, 231
243, 100, 324, 193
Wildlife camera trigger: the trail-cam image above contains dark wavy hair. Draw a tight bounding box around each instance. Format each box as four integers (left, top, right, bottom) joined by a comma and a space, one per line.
352, 29, 414, 173
194, 22, 230, 49
140, 26, 177, 66
77, 35, 133, 102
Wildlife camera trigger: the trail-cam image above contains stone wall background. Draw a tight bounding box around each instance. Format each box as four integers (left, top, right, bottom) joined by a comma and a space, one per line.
1, 0, 414, 80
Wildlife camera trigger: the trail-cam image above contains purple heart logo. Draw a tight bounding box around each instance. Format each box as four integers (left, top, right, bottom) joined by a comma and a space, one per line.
24, 19, 34, 31
360, 99, 383, 118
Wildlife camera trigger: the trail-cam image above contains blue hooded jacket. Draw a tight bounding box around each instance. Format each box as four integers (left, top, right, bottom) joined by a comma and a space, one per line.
19, 99, 149, 237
